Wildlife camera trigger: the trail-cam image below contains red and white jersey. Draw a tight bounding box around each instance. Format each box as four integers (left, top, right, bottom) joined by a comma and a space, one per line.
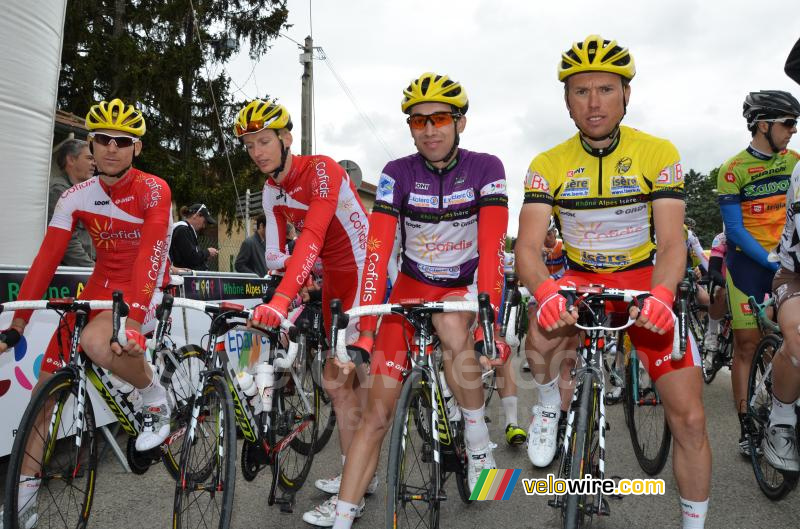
16, 168, 172, 323
262, 154, 368, 300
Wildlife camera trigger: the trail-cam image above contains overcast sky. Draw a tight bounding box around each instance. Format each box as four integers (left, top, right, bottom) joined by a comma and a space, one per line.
227, 0, 800, 234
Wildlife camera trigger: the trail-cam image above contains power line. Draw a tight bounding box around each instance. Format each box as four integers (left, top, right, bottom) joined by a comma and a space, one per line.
321, 52, 395, 159
188, 0, 245, 219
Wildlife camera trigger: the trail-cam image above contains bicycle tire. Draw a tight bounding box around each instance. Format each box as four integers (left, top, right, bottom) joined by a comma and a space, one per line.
386, 367, 440, 529
3, 370, 97, 529
623, 353, 671, 476
172, 374, 236, 529
277, 369, 319, 491
747, 334, 799, 500
160, 344, 207, 480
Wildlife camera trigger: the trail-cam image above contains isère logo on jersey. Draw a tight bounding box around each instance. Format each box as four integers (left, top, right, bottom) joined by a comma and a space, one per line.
377, 173, 395, 202
580, 250, 631, 268
524, 170, 549, 192
561, 178, 589, 198
610, 176, 640, 196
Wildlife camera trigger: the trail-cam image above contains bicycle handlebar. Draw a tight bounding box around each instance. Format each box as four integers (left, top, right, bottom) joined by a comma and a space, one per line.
329, 298, 485, 365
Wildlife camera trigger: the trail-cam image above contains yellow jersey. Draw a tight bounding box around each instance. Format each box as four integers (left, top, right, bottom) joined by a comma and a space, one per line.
523, 126, 684, 273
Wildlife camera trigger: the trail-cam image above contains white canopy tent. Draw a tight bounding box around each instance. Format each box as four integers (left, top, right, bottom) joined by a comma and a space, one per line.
0, 1, 67, 264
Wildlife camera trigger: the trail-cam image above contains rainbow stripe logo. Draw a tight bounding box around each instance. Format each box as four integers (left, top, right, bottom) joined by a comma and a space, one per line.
469, 469, 521, 501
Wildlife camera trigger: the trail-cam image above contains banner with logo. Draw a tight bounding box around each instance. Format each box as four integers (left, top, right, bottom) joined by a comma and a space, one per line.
0, 267, 274, 456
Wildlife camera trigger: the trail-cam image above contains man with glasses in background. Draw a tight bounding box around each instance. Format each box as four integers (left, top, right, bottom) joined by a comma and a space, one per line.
716, 90, 800, 456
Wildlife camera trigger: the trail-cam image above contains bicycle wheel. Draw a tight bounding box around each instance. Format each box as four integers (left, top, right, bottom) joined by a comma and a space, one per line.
3, 370, 97, 529
747, 334, 799, 500
161, 344, 207, 480
386, 368, 440, 529
277, 368, 319, 491
173, 374, 236, 529
562, 371, 595, 529
303, 345, 336, 455
623, 352, 671, 475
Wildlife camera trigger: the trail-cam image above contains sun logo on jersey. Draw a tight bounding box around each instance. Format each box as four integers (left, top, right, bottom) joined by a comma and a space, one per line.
142, 281, 155, 297
416, 233, 441, 262
88, 218, 116, 249
367, 237, 382, 252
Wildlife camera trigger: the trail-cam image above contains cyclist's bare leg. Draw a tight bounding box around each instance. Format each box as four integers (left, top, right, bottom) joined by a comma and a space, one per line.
432, 300, 481, 409
496, 358, 517, 399
525, 315, 578, 409
79, 311, 151, 388
20, 371, 56, 477
772, 298, 800, 404
708, 288, 727, 321
338, 373, 403, 505
322, 361, 366, 460
731, 328, 761, 413
656, 366, 711, 501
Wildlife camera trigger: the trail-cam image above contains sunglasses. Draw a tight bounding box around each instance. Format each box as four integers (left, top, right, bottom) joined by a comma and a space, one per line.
90, 132, 139, 148
406, 112, 461, 130
763, 118, 798, 128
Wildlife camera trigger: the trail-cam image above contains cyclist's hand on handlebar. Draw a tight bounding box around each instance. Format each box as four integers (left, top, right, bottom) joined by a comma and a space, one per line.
334, 335, 373, 376
250, 295, 290, 330
631, 285, 675, 334
0, 322, 25, 355
111, 320, 146, 356
534, 278, 577, 331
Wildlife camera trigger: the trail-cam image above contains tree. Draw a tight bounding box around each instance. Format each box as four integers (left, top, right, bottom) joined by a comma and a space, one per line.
685, 167, 723, 247
57, 0, 290, 223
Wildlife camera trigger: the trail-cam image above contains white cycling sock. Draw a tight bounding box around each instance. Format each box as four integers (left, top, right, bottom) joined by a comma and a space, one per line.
139, 366, 167, 407
534, 377, 561, 408
706, 318, 720, 335
461, 406, 490, 451
502, 396, 519, 425
680, 497, 708, 528
18, 475, 40, 511
332, 499, 360, 529
770, 395, 798, 427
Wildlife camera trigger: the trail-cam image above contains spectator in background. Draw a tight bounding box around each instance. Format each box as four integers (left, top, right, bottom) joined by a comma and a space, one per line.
169, 203, 218, 270
235, 213, 267, 276
49, 138, 96, 266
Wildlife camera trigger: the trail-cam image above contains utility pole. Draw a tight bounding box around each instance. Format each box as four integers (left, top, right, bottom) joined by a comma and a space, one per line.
300, 36, 313, 155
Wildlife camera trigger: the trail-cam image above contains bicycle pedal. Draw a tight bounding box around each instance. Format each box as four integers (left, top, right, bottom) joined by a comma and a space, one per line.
275, 493, 295, 514
547, 498, 562, 509
586, 498, 610, 516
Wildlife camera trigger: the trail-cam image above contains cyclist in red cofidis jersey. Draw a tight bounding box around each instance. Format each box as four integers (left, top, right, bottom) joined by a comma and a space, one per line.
0, 99, 174, 455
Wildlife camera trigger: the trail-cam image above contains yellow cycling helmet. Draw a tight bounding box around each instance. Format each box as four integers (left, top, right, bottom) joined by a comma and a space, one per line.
85, 98, 146, 136
401, 72, 469, 114
234, 99, 292, 137
558, 35, 636, 82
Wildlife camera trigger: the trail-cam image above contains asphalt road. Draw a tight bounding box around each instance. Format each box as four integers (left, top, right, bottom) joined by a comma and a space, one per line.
3, 358, 800, 529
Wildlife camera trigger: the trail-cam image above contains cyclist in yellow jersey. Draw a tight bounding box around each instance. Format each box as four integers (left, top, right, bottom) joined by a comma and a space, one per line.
516, 35, 710, 529
716, 90, 800, 456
